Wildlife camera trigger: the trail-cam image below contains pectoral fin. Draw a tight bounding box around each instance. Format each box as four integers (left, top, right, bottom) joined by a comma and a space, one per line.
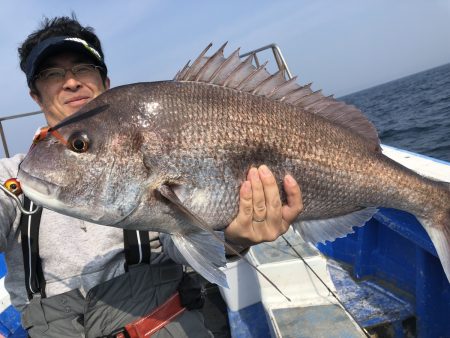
156, 184, 291, 299
172, 231, 228, 287
157, 184, 228, 286
157, 184, 217, 234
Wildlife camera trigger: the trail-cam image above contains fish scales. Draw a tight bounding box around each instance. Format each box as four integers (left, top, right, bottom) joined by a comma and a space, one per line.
96, 81, 437, 223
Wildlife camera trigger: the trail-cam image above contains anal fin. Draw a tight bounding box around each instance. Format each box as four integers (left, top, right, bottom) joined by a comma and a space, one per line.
294, 207, 378, 244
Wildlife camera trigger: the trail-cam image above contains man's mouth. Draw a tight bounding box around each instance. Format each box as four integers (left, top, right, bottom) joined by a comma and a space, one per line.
64, 96, 91, 108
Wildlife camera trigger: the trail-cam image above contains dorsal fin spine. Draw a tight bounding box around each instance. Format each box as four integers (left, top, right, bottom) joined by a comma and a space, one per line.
304, 97, 327, 110
267, 76, 298, 99
321, 102, 345, 115
183, 43, 213, 80
194, 42, 228, 82
175, 60, 191, 80
281, 83, 312, 103
252, 70, 284, 95
236, 61, 268, 91
210, 48, 240, 83
310, 99, 335, 114
222, 53, 254, 87
295, 90, 323, 106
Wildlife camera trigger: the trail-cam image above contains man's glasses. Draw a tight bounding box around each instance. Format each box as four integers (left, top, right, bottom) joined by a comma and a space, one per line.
33, 64, 104, 83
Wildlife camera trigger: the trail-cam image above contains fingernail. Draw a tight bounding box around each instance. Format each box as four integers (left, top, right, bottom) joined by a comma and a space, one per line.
249, 167, 259, 179
259, 165, 270, 176
285, 174, 295, 185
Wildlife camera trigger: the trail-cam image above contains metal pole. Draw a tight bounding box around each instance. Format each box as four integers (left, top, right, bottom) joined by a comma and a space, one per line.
271, 45, 293, 79
0, 110, 42, 122
241, 43, 279, 58
253, 54, 260, 68
0, 121, 10, 158
0, 110, 42, 158
240, 43, 293, 80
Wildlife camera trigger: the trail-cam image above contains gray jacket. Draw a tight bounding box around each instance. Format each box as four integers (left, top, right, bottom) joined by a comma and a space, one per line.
0, 154, 188, 311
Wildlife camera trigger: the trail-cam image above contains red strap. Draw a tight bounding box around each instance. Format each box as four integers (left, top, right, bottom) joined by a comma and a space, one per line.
119, 292, 185, 338
31, 127, 68, 147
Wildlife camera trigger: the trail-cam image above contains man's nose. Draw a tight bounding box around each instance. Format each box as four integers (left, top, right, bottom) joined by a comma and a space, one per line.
62, 71, 82, 90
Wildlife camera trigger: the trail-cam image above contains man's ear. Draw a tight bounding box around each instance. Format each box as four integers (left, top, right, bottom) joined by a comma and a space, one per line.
29, 90, 45, 111
104, 77, 111, 90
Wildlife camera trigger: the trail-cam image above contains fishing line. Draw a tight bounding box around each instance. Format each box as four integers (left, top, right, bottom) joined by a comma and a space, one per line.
280, 235, 371, 338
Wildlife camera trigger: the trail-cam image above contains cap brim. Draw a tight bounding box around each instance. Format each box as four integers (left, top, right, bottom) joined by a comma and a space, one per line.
25, 36, 107, 86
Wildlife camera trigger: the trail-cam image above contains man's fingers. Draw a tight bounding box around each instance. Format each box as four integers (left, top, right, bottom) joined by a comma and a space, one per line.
235, 180, 253, 224
225, 169, 304, 248
258, 165, 282, 225
282, 174, 303, 224
248, 167, 266, 222
224, 180, 254, 246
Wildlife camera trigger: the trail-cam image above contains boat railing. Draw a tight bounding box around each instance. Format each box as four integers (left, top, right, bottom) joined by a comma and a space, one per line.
240, 43, 293, 80
0, 111, 42, 158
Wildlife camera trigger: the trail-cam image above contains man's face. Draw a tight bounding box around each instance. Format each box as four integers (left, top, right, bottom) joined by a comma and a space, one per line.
30, 51, 110, 127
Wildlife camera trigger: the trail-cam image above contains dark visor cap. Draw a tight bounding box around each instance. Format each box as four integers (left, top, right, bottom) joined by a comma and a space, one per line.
24, 36, 107, 86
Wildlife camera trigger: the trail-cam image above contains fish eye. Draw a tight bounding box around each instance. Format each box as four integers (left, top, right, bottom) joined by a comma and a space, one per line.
68, 132, 89, 153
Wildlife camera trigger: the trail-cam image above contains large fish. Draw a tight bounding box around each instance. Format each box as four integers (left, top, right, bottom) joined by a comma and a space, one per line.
18, 44, 450, 286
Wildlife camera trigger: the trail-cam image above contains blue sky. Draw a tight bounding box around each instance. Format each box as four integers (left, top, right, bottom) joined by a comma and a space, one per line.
1, 0, 449, 156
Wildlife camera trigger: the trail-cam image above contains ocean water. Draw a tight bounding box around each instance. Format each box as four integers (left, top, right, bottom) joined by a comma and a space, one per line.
340, 63, 450, 162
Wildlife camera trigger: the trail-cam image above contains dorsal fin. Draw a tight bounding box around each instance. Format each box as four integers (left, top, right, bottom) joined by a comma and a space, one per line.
174, 43, 380, 150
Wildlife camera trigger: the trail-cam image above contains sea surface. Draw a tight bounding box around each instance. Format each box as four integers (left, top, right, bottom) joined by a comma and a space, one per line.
340, 63, 450, 162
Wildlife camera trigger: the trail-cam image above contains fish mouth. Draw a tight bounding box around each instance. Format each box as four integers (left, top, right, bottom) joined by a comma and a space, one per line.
18, 170, 109, 223
17, 169, 63, 208
17, 169, 142, 226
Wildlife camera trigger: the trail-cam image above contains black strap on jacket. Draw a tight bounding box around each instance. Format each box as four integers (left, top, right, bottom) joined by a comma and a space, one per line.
20, 197, 45, 299
123, 229, 151, 270
19, 196, 151, 299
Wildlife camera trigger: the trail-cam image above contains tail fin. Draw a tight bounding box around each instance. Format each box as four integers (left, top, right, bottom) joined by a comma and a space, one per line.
418, 211, 450, 283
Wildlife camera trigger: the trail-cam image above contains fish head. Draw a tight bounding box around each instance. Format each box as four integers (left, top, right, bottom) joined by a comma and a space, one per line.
18, 92, 160, 225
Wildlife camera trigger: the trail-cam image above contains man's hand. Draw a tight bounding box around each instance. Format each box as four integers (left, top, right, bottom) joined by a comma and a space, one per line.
224, 165, 303, 254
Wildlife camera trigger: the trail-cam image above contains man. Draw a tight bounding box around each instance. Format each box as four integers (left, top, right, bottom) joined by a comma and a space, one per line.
0, 15, 302, 337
